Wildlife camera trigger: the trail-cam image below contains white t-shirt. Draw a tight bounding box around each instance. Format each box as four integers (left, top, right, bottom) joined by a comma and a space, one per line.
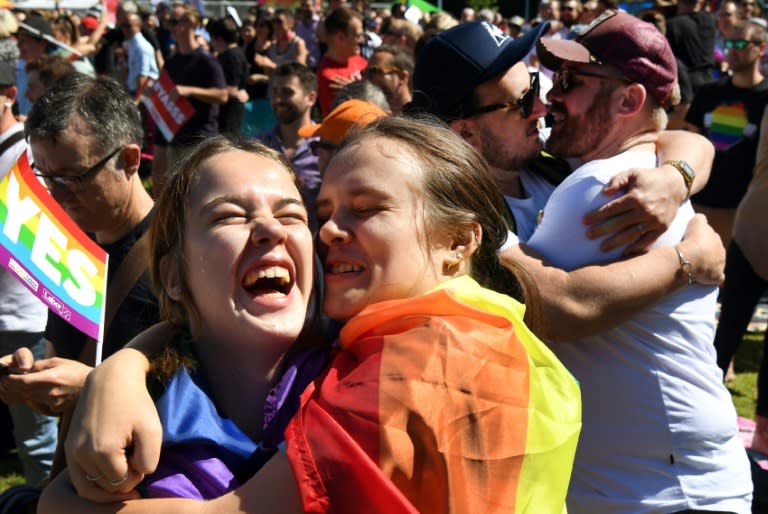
528, 150, 753, 514
0, 123, 49, 333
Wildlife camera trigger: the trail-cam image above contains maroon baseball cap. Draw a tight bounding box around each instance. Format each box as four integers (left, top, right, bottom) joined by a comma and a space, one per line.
536, 10, 677, 107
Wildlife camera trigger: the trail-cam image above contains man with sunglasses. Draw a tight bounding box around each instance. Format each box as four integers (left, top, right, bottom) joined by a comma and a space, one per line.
408, 20, 712, 245
0, 75, 159, 427
363, 45, 413, 115
527, 11, 752, 512
684, 20, 768, 250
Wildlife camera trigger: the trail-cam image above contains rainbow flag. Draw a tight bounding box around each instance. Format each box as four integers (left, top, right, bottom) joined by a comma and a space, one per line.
0, 153, 108, 344
285, 276, 581, 513
708, 102, 749, 151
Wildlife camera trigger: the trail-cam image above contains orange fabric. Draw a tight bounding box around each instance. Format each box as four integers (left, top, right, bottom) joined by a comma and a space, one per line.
285, 283, 539, 513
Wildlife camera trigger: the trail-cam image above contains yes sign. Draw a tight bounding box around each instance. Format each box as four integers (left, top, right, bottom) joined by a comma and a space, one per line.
0, 153, 108, 341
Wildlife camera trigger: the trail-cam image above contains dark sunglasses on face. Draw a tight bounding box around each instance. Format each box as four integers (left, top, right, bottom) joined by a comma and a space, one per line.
725, 38, 755, 49
553, 66, 630, 94
33, 146, 123, 193
464, 71, 540, 118
309, 140, 338, 156
363, 64, 401, 77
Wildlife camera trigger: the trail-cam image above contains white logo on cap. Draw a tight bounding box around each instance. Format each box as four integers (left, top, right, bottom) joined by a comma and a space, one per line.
482, 21, 509, 47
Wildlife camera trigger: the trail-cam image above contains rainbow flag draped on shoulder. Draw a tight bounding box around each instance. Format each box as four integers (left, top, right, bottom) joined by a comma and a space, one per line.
285, 275, 581, 513
0, 153, 108, 343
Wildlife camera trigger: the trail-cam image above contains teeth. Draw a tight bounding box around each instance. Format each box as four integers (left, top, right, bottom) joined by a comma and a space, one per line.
330, 263, 363, 273
243, 266, 290, 288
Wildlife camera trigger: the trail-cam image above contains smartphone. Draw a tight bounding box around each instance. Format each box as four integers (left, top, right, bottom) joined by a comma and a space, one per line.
0, 363, 22, 375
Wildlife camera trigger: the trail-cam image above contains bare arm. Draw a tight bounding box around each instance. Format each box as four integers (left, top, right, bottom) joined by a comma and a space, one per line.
173, 85, 228, 105
64, 323, 177, 501
501, 214, 724, 341
583, 130, 714, 254
293, 37, 308, 66
39, 452, 303, 514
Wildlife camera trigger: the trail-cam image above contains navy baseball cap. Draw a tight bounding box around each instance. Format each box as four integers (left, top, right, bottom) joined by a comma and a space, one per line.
407, 21, 549, 122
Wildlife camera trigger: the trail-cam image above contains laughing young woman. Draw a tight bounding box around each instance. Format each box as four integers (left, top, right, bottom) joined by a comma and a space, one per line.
40, 118, 582, 513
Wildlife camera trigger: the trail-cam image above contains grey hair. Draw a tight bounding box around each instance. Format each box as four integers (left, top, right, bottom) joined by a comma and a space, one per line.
25, 73, 143, 155
331, 80, 391, 112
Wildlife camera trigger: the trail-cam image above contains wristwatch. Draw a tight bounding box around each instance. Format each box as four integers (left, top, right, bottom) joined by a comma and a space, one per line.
663, 159, 695, 197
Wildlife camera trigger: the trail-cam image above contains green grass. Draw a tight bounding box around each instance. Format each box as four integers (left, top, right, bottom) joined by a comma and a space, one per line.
728, 331, 764, 419
0, 450, 25, 493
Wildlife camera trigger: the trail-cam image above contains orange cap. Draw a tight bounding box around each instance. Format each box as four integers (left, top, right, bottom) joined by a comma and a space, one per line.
298, 99, 387, 144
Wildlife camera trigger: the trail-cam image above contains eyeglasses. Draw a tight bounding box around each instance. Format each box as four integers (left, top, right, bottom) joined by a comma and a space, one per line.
464, 72, 540, 118
168, 17, 189, 26
724, 38, 755, 49
33, 146, 123, 193
309, 140, 337, 156
363, 64, 401, 77
553, 66, 630, 94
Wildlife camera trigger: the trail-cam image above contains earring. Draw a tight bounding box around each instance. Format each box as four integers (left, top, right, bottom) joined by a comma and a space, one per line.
455, 252, 463, 260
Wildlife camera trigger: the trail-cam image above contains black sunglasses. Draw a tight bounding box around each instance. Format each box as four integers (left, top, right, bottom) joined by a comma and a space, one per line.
464, 72, 540, 119
553, 66, 630, 94
33, 147, 123, 193
309, 140, 337, 156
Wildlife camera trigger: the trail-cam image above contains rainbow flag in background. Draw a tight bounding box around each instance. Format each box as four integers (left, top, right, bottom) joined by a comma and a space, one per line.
708, 102, 749, 151
286, 276, 581, 513
0, 153, 108, 343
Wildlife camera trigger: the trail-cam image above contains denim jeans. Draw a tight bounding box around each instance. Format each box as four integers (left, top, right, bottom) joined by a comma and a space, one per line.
0, 332, 58, 485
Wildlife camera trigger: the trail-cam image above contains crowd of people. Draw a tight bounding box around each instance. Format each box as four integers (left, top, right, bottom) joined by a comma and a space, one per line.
0, 0, 762, 512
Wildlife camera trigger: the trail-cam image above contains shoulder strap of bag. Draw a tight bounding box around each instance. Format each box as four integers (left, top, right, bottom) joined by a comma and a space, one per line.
49, 230, 151, 481
0, 131, 25, 160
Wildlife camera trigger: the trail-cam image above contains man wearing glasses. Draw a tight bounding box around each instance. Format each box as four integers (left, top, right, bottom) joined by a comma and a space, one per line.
684, 20, 768, 250
0, 75, 158, 427
526, 11, 752, 512
363, 45, 413, 115
407, 20, 711, 244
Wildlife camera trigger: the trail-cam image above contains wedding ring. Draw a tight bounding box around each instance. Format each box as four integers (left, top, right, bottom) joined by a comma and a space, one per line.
636, 223, 645, 234
84, 472, 103, 482
108, 473, 130, 486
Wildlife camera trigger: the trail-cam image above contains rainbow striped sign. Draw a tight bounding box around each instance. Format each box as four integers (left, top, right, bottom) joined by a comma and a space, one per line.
0, 153, 108, 342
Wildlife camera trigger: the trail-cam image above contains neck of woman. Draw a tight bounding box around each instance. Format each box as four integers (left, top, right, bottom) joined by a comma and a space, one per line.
193, 338, 277, 441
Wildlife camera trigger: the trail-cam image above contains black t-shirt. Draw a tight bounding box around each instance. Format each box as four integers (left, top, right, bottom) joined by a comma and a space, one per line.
161, 47, 227, 147
218, 46, 248, 135
45, 211, 159, 360
666, 12, 717, 71
686, 77, 768, 207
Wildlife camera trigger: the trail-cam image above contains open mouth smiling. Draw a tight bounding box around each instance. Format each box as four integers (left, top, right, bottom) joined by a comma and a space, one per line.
242, 265, 293, 295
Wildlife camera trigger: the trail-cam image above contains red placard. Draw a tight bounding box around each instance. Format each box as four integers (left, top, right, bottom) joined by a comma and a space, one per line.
141, 70, 196, 142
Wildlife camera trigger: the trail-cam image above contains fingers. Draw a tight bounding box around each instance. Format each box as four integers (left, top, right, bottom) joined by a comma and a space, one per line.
623, 231, 661, 256
12, 347, 35, 371
68, 460, 142, 503
129, 421, 163, 475
600, 169, 635, 196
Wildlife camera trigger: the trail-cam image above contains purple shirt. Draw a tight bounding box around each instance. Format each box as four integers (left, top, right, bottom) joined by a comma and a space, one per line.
257, 126, 320, 228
